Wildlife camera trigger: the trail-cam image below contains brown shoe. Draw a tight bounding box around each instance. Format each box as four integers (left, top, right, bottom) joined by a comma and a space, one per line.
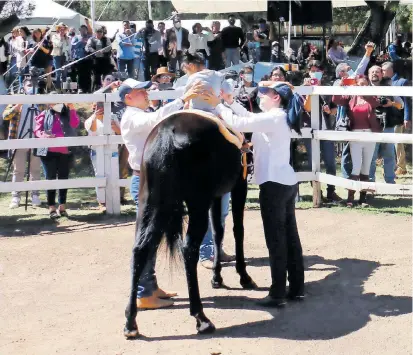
201, 259, 214, 269
136, 295, 174, 310
153, 288, 177, 299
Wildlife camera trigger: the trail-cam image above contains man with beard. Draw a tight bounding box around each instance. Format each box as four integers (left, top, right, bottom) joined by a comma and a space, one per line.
368, 65, 404, 184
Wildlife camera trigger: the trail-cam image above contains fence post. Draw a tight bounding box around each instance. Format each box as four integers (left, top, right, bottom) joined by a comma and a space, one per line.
310, 94, 322, 207
102, 100, 121, 215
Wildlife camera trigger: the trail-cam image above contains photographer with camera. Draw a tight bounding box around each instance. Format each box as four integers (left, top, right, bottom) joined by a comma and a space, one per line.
141, 20, 162, 81
2, 78, 43, 209
333, 76, 382, 207
34, 95, 79, 219
367, 65, 404, 185
86, 77, 124, 207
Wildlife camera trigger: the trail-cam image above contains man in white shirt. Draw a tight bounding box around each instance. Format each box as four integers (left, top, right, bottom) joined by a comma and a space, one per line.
119, 78, 204, 309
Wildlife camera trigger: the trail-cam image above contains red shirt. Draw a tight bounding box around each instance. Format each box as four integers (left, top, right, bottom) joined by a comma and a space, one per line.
332, 95, 382, 132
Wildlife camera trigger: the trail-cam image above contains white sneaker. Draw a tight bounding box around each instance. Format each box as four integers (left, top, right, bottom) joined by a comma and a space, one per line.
32, 195, 42, 207
9, 196, 20, 209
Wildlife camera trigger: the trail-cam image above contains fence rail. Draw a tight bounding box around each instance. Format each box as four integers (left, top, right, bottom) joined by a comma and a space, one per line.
1, 86, 412, 214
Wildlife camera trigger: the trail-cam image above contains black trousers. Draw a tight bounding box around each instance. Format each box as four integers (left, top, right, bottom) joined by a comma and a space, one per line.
259, 181, 304, 298
93, 57, 113, 91
74, 59, 93, 93
144, 52, 160, 81
41, 152, 71, 206
167, 51, 184, 74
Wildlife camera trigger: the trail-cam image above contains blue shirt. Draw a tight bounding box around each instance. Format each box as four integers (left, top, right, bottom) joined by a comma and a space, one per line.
391, 73, 411, 122
133, 33, 144, 59
71, 34, 91, 59
388, 44, 401, 61
116, 33, 135, 60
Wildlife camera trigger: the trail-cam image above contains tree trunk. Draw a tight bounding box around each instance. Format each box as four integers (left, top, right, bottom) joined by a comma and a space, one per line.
348, 0, 399, 57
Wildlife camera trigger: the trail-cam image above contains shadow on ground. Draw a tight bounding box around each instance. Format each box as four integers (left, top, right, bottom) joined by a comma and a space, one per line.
134, 255, 412, 341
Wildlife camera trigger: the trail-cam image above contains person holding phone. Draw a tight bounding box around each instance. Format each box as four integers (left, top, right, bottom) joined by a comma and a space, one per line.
332, 76, 382, 207
34, 97, 80, 219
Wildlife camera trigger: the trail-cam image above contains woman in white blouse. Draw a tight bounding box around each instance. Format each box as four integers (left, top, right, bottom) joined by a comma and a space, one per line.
203, 81, 305, 308
188, 23, 214, 63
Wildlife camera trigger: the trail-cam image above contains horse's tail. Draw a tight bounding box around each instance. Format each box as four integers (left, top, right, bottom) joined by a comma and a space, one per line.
143, 125, 185, 259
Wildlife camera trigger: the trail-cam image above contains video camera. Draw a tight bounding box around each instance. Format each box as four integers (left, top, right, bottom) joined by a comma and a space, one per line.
25, 66, 47, 94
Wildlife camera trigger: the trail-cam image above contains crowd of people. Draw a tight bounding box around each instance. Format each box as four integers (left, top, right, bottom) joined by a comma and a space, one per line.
0, 11, 411, 308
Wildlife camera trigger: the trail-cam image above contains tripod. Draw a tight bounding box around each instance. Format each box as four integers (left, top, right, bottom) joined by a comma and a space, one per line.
4, 103, 40, 211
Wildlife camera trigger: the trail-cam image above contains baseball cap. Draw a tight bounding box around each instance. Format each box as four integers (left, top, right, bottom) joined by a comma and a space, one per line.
118, 79, 152, 102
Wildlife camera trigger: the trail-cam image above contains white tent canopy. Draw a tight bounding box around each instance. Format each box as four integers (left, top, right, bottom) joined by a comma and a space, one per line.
171, 0, 411, 14
18, 0, 88, 31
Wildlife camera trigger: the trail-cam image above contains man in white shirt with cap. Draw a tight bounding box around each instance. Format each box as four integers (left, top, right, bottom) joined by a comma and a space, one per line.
119, 78, 204, 309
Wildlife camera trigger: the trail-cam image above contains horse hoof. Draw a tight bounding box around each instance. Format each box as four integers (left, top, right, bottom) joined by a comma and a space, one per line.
197, 320, 216, 334
241, 279, 258, 290
211, 279, 224, 289
124, 323, 139, 339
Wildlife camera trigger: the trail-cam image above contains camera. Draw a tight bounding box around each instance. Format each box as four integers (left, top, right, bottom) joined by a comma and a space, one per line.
379, 96, 389, 105
25, 66, 47, 94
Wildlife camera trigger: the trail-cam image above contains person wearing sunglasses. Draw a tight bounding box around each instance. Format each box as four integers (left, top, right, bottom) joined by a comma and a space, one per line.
202, 81, 305, 307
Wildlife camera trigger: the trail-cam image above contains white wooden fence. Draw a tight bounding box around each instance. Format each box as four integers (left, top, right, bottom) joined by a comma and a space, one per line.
0, 86, 412, 214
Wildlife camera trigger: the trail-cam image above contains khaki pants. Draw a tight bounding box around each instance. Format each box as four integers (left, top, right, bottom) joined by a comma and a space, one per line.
12, 149, 41, 197
394, 125, 406, 171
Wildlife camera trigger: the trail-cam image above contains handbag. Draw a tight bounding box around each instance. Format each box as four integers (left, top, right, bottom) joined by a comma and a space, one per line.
33, 147, 48, 157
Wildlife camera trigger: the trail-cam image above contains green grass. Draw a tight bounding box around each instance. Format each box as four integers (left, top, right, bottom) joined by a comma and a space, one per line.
0, 151, 411, 231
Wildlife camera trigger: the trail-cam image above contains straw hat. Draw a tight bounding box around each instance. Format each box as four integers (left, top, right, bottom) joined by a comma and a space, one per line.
151, 67, 175, 82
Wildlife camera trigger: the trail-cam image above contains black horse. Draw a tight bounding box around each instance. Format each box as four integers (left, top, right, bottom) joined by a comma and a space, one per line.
124, 109, 256, 338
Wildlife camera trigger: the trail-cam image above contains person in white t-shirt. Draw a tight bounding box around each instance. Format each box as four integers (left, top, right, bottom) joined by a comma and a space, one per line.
202, 81, 305, 307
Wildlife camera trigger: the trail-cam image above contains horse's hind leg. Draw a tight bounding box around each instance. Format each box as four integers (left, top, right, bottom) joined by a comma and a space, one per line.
211, 197, 225, 288
183, 202, 215, 334
124, 204, 163, 338
231, 175, 257, 289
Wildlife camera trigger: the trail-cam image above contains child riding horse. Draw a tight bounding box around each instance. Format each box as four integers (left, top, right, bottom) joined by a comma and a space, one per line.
124, 109, 256, 338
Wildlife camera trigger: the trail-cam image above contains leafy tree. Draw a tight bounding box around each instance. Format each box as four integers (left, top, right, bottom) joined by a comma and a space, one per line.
396, 4, 412, 34
348, 1, 400, 56
0, 0, 35, 36
332, 6, 368, 34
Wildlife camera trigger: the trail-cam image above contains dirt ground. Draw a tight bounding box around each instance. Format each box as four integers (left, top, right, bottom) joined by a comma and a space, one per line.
0, 209, 412, 355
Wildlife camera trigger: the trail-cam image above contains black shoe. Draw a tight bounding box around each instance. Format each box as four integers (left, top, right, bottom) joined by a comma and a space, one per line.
287, 293, 305, 302
256, 295, 286, 308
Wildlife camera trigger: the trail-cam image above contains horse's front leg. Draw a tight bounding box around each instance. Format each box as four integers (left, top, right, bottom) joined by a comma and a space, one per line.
183, 203, 215, 334
211, 197, 225, 288
231, 175, 257, 289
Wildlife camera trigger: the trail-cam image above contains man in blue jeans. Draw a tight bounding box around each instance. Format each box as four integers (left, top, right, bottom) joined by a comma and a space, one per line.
367, 65, 404, 184
120, 77, 206, 309
199, 192, 236, 269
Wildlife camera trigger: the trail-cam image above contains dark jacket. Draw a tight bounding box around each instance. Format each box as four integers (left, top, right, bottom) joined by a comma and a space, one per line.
164, 27, 190, 59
